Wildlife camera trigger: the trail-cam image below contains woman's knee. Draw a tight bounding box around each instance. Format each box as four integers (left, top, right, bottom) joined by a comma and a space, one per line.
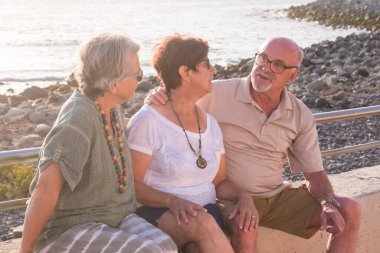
186, 212, 220, 239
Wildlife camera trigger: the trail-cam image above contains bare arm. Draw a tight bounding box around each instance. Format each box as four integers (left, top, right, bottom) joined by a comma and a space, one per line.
131, 149, 177, 207
303, 170, 335, 201
215, 155, 250, 202
212, 154, 227, 187
20, 162, 64, 253
304, 170, 344, 234
131, 149, 206, 225
215, 160, 258, 232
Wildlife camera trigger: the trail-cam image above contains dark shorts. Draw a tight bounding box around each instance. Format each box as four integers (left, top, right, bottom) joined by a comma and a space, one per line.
136, 203, 224, 229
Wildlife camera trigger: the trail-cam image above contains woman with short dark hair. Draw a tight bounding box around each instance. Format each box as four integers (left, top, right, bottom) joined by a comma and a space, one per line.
127, 34, 233, 253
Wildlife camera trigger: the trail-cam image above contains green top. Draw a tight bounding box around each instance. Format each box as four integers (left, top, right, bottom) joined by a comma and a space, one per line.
30, 90, 136, 251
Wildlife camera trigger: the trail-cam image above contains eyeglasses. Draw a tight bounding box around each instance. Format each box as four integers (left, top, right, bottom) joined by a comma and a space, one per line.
125, 70, 143, 81
200, 57, 212, 69
254, 53, 299, 74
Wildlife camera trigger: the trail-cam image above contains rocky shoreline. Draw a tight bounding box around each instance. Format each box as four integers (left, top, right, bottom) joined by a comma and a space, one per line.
1, 1, 380, 242
1, 30, 378, 152
287, 0, 380, 30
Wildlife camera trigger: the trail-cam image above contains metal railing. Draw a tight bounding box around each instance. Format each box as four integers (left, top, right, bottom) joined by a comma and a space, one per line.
1, 105, 380, 211
313, 105, 380, 157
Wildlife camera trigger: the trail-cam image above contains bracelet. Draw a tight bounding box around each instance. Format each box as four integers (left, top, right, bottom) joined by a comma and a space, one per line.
321, 198, 341, 210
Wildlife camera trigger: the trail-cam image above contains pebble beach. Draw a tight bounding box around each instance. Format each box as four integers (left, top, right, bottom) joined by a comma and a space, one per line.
1, 0, 379, 242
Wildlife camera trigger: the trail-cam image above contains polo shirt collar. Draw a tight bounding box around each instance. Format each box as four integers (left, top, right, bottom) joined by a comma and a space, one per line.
280, 88, 294, 111
236, 76, 252, 104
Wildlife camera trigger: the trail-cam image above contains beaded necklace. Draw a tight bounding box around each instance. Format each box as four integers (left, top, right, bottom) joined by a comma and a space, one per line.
168, 92, 207, 169
97, 104, 128, 193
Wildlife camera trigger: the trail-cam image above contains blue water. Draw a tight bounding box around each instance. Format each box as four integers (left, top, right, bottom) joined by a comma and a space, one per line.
0, 0, 361, 94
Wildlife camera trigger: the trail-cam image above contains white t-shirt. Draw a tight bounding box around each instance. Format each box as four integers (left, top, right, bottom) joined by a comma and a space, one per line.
126, 104, 225, 206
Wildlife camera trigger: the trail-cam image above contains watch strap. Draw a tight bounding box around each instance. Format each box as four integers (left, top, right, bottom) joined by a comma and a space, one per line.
321, 198, 341, 210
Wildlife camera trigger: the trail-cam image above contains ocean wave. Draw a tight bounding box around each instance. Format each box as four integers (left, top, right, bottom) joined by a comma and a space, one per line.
3, 40, 81, 48
0, 76, 65, 83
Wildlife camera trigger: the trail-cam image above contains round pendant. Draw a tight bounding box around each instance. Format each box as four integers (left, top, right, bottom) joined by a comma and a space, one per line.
196, 156, 207, 169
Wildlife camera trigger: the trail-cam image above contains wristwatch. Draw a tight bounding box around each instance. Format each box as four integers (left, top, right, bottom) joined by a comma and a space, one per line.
321, 198, 341, 210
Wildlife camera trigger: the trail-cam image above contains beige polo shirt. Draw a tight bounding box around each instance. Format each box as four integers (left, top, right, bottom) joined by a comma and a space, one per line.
198, 76, 324, 198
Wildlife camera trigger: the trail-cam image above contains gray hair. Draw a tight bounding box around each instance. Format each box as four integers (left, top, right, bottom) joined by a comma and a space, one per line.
75, 33, 140, 98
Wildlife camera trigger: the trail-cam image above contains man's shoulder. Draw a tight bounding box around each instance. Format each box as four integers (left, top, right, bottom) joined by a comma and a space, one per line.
285, 90, 312, 112
211, 77, 246, 94
212, 77, 245, 87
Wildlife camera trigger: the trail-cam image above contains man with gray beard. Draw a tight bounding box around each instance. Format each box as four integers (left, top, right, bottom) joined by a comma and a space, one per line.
146, 37, 361, 253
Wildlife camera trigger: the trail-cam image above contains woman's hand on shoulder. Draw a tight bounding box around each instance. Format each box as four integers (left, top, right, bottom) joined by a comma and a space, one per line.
166, 196, 207, 225
145, 87, 168, 106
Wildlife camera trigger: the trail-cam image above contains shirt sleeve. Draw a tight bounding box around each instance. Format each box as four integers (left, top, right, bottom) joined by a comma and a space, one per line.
38, 123, 92, 191
126, 107, 155, 155
287, 112, 324, 173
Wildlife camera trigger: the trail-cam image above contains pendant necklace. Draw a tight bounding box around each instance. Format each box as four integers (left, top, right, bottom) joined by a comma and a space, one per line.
168, 93, 207, 169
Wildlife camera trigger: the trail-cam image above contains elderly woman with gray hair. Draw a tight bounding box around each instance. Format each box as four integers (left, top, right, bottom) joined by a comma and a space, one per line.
20, 33, 177, 253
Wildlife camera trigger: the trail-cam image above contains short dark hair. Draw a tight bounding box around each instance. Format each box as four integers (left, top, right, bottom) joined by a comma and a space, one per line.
152, 34, 209, 90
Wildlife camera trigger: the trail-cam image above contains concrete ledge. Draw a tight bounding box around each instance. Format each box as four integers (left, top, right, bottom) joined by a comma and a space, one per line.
257, 165, 380, 253
1, 165, 379, 252
0, 238, 21, 253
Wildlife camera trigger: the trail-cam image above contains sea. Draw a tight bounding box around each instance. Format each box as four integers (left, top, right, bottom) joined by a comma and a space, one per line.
0, 0, 362, 94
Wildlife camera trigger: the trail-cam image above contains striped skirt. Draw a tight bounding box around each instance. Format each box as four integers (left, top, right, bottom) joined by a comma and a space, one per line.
38, 214, 177, 253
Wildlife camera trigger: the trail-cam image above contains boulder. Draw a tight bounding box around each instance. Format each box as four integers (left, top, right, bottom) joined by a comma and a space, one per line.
56, 85, 72, 94
353, 68, 369, 77
320, 86, 340, 96
11, 134, 42, 149
332, 91, 346, 101
35, 124, 51, 137
28, 110, 46, 124
315, 97, 331, 108
136, 80, 154, 93
20, 86, 48, 100
8, 96, 25, 107
0, 103, 10, 116
47, 92, 66, 105
306, 79, 326, 92
17, 100, 32, 109
0, 94, 8, 103
3, 108, 28, 122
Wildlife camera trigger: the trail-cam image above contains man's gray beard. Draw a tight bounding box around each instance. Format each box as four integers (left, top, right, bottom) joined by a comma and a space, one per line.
252, 79, 272, 93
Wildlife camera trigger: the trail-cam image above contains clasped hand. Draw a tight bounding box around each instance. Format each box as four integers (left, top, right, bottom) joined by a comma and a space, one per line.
320, 204, 345, 235
167, 196, 207, 225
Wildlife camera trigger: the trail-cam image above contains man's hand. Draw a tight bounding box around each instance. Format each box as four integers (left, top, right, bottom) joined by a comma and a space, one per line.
228, 192, 258, 232
166, 196, 207, 226
145, 87, 168, 105
320, 204, 345, 235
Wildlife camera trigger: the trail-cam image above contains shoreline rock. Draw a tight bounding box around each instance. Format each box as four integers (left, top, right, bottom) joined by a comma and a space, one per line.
287, 0, 380, 31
